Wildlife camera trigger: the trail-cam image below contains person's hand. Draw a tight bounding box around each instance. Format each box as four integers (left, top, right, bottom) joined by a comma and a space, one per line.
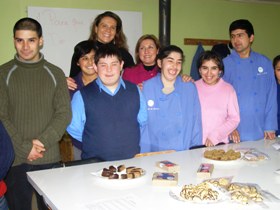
27, 147, 44, 161
181, 74, 194, 83
27, 139, 45, 161
32, 139, 45, 153
205, 138, 214, 147
264, 131, 276, 140
66, 77, 77, 90
137, 82, 143, 90
229, 129, 240, 143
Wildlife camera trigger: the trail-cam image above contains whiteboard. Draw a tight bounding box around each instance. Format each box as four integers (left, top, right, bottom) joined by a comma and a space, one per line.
28, 7, 142, 76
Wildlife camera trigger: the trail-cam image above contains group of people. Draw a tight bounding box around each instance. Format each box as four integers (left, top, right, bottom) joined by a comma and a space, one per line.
0, 11, 279, 210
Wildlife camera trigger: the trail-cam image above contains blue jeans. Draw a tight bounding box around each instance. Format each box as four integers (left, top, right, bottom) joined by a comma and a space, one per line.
0, 196, 8, 210
5, 163, 59, 210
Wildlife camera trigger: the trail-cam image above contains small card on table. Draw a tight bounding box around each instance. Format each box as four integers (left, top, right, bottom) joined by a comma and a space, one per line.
156, 160, 180, 172
196, 163, 214, 178
152, 172, 178, 186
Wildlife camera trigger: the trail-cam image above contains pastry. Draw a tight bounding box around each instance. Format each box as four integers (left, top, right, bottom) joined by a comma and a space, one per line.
109, 165, 117, 172
121, 174, 128, 179
126, 166, 136, 173
117, 164, 126, 172
101, 170, 112, 177
99, 165, 144, 180
108, 173, 119, 179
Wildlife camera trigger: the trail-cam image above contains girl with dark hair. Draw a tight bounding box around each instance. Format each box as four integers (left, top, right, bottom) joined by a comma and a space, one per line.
67, 40, 98, 160
195, 51, 240, 147
140, 45, 202, 152
68, 40, 98, 99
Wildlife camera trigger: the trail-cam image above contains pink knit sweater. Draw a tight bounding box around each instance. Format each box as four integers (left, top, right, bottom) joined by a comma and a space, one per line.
195, 78, 240, 145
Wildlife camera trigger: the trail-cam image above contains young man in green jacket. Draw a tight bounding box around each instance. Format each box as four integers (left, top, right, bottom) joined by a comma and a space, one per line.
0, 17, 71, 210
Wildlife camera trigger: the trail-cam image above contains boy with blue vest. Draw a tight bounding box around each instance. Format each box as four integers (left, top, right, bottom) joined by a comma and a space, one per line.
67, 45, 147, 161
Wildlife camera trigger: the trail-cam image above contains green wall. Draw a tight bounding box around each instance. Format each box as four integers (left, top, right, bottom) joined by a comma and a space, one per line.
0, 0, 279, 73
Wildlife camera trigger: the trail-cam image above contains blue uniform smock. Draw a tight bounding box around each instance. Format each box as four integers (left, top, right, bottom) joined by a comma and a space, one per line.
223, 50, 277, 141
140, 74, 202, 152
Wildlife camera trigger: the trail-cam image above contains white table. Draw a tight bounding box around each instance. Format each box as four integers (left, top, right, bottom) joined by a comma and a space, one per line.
27, 139, 280, 210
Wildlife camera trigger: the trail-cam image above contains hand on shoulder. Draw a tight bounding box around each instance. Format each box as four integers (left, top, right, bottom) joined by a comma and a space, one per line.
66, 77, 77, 90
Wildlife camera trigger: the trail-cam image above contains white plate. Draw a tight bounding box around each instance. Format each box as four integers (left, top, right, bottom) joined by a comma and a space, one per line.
203, 150, 243, 165
91, 166, 147, 189
203, 156, 242, 165
169, 185, 227, 204
275, 169, 280, 175
92, 168, 146, 180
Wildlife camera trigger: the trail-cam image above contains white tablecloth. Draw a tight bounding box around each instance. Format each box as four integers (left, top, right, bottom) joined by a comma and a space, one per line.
27, 139, 280, 210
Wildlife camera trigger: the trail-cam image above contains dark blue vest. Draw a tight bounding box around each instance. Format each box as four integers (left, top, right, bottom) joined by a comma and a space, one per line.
80, 80, 140, 161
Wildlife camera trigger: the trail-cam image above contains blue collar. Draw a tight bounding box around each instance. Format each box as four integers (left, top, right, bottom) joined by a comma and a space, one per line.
96, 77, 126, 96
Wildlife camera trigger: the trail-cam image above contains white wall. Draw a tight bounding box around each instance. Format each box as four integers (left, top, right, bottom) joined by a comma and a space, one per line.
28, 6, 142, 76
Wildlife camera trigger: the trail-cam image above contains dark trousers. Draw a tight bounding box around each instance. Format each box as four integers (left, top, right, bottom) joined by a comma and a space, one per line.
5, 163, 57, 210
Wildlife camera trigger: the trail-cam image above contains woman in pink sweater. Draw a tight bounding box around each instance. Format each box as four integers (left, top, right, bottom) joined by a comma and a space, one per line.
122, 34, 160, 88
195, 51, 240, 147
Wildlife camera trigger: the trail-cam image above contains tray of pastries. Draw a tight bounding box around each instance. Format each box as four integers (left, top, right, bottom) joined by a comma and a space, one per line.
92, 164, 145, 180
169, 182, 227, 204
203, 149, 241, 162
91, 164, 147, 189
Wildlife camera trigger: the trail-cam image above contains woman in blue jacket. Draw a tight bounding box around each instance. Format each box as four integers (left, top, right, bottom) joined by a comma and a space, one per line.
140, 45, 202, 152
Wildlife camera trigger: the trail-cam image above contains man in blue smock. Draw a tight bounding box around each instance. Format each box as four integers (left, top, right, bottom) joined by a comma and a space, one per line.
223, 19, 277, 141
67, 45, 147, 161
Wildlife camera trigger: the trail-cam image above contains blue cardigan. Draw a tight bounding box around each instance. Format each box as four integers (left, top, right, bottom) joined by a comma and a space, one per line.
0, 121, 14, 180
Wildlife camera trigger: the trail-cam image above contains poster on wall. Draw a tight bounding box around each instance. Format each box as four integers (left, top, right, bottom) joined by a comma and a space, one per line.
28, 6, 142, 76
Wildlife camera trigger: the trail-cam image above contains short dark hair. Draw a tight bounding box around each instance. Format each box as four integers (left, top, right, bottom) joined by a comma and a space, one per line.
69, 40, 97, 77
157, 45, 185, 62
13, 17, 42, 38
94, 44, 123, 64
229, 19, 254, 37
197, 50, 224, 76
273, 55, 280, 69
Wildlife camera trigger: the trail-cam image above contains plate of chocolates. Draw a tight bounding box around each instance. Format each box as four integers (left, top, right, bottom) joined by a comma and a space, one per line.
92, 164, 146, 180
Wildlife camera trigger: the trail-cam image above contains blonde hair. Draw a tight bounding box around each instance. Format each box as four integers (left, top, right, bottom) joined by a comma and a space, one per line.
135, 34, 160, 64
